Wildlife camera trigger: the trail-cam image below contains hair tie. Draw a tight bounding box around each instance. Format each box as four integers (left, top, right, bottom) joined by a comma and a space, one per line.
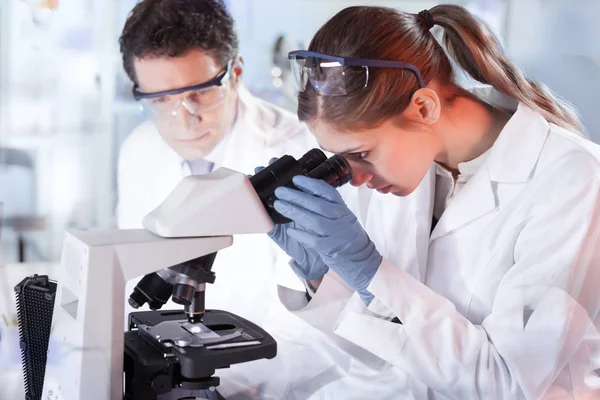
418, 9, 435, 30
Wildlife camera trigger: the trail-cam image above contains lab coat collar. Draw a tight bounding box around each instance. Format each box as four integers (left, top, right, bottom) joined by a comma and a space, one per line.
430, 163, 497, 241
430, 90, 550, 241
486, 104, 550, 183
213, 85, 266, 170
465, 85, 550, 183
235, 85, 281, 144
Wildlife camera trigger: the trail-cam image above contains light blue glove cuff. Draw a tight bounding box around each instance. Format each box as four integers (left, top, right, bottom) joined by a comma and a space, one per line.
324, 239, 382, 294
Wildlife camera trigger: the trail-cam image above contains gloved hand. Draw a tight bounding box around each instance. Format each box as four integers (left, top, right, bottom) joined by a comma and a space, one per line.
253, 160, 329, 281
273, 175, 382, 304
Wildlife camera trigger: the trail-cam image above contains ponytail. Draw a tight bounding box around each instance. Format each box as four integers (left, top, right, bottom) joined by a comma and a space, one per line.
428, 5, 582, 133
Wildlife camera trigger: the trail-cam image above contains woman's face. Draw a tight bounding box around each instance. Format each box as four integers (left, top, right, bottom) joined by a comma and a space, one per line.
310, 118, 442, 196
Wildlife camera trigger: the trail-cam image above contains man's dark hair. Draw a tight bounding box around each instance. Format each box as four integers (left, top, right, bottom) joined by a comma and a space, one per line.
119, 0, 238, 84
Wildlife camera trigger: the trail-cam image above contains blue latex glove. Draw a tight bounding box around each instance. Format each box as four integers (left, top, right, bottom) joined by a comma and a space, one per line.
253, 161, 329, 280
273, 175, 382, 304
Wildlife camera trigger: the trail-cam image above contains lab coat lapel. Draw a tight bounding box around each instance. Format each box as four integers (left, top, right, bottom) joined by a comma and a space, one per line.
158, 137, 186, 185
430, 104, 550, 241
219, 87, 267, 172
429, 165, 497, 241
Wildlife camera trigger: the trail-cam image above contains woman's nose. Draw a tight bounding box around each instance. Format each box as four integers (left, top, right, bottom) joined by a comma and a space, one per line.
350, 168, 373, 187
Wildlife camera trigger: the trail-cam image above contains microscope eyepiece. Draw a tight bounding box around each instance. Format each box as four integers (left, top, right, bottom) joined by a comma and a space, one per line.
308, 154, 352, 187
250, 148, 353, 224
297, 148, 327, 172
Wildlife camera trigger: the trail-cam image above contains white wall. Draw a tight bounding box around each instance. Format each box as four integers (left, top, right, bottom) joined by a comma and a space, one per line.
507, 0, 600, 141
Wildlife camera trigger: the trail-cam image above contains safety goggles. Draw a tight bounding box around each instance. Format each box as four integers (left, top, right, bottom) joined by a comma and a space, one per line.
132, 61, 232, 121
288, 50, 425, 96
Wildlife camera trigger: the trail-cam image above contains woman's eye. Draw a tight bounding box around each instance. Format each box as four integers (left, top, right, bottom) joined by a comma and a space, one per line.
352, 151, 369, 160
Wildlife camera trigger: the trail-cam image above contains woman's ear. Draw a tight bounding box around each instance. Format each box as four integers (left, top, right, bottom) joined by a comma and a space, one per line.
404, 88, 441, 125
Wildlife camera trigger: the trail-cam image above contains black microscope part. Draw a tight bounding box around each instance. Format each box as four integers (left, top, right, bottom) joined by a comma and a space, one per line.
308, 154, 352, 187
297, 148, 328, 171
185, 291, 206, 324
14, 274, 57, 400
172, 283, 196, 306
128, 272, 173, 311
249, 148, 353, 224
170, 253, 217, 284
124, 310, 277, 399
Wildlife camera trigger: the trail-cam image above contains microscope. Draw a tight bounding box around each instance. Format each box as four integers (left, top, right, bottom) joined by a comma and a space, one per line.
43, 149, 351, 400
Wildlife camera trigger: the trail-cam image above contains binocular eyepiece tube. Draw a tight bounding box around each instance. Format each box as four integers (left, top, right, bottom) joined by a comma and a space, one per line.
128, 148, 353, 320
249, 148, 353, 224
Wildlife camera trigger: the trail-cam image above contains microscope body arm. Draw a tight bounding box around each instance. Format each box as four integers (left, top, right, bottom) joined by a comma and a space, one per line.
46, 231, 233, 400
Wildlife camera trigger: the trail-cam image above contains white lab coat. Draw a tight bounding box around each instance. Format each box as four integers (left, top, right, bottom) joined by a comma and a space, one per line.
117, 87, 424, 399
279, 87, 600, 399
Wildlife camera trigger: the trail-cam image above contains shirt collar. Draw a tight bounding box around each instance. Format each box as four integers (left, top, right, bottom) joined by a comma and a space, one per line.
179, 133, 230, 168
433, 143, 491, 180
457, 148, 491, 177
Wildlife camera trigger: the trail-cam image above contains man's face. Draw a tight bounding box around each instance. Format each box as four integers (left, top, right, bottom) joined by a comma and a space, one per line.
134, 49, 241, 160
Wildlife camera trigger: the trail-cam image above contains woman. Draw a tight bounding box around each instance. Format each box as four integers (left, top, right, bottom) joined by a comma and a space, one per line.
266, 5, 600, 399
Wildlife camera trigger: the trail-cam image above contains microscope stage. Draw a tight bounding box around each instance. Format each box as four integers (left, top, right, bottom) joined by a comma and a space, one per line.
124, 309, 277, 398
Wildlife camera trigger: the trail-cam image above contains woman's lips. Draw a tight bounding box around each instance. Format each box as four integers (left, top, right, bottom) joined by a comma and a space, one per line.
376, 185, 393, 194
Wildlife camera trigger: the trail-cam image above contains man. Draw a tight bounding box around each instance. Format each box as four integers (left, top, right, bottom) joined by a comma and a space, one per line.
117, 0, 313, 228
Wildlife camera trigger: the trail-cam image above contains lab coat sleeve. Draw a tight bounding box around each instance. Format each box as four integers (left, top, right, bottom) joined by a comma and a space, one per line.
333, 177, 600, 399
277, 267, 401, 370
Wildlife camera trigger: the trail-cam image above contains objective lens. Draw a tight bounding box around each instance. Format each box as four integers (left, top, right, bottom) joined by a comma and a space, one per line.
172, 283, 196, 306
128, 272, 173, 310
185, 287, 206, 324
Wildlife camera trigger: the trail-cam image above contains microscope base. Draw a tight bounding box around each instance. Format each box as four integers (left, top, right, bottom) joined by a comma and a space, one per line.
123, 309, 277, 399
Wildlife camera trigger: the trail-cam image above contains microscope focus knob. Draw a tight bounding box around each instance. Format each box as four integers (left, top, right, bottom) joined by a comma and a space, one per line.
172, 283, 195, 306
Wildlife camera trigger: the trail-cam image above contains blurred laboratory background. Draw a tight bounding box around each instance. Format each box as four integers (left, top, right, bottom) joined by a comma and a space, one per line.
0, 0, 598, 263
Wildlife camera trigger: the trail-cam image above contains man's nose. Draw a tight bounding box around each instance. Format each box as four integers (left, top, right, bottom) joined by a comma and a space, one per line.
350, 168, 373, 187
179, 100, 202, 128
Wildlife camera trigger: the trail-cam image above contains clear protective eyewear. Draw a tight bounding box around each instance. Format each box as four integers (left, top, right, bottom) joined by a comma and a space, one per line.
288, 50, 426, 96
132, 60, 232, 122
